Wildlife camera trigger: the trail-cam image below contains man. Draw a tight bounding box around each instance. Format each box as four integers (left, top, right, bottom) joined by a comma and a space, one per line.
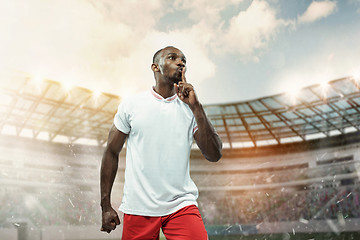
100, 46, 222, 240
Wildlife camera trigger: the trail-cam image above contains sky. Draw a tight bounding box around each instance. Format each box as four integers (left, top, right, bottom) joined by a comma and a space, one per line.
0, 0, 359, 104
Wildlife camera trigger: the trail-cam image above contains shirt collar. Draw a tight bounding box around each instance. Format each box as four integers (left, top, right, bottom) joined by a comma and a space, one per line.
151, 87, 177, 103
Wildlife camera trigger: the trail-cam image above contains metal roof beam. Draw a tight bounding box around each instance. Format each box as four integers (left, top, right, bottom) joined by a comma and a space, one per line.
245, 102, 280, 144
233, 104, 257, 147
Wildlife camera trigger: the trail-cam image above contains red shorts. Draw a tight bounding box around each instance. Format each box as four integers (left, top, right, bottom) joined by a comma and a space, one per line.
121, 205, 208, 240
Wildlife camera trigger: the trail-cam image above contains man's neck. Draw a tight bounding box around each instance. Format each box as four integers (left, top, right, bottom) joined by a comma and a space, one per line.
154, 81, 176, 99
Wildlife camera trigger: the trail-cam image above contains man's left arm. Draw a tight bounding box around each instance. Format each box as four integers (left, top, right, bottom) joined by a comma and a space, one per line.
191, 103, 222, 162
175, 69, 222, 162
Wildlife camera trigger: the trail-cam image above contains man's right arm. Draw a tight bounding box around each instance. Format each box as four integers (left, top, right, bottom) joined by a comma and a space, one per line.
100, 124, 127, 233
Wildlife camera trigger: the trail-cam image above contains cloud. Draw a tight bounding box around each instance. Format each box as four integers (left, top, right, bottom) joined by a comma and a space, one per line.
298, 1, 337, 24
348, 0, 360, 4
272, 36, 360, 96
89, 0, 165, 33
348, 0, 360, 13
0, 0, 219, 98
5, 0, 348, 105
174, 0, 244, 26
110, 25, 217, 98
220, 0, 292, 59
0, 0, 144, 90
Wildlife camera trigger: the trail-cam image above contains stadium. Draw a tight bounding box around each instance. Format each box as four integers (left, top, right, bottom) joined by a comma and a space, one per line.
1, 69, 360, 240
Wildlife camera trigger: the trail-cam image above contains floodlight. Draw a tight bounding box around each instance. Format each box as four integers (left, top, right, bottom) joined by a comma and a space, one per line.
92, 89, 102, 99
319, 80, 330, 99
320, 80, 330, 89
287, 87, 300, 97
31, 75, 44, 84
61, 80, 73, 92
285, 85, 301, 105
352, 70, 360, 82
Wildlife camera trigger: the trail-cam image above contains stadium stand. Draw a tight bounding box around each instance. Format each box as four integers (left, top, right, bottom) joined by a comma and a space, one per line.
1, 70, 360, 239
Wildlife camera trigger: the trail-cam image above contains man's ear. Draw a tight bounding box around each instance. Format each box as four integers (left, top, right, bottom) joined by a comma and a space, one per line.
151, 63, 160, 72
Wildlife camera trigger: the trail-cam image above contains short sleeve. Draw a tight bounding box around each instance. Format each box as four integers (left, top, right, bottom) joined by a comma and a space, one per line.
192, 117, 198, 135
113, 101, 131, 134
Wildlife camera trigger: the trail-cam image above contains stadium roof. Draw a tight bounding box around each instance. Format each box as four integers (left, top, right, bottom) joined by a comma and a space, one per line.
0, 70, 121, 146
1, 70, 360, 148
208, 77, 360, 148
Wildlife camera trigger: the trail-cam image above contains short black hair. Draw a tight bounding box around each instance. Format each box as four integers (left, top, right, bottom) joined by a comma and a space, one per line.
152, 48, 163, 64
152, 46, 177, 64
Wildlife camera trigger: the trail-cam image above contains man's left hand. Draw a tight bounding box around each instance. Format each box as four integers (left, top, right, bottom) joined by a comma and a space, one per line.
174, 68, 199, 109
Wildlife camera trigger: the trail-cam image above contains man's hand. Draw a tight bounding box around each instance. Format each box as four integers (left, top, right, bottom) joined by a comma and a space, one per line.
101, 207, 120, 234
174, 68, 199, 109
174, 68, 222, 162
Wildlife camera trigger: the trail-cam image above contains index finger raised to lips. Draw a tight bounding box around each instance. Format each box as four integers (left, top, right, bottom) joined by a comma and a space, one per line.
181, 68, 186, 83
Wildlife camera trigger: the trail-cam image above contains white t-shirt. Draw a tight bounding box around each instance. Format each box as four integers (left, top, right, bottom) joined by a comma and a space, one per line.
113, 87, 199, 216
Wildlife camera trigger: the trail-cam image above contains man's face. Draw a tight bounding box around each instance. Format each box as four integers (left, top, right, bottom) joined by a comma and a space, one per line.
158, 47, 186, 84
